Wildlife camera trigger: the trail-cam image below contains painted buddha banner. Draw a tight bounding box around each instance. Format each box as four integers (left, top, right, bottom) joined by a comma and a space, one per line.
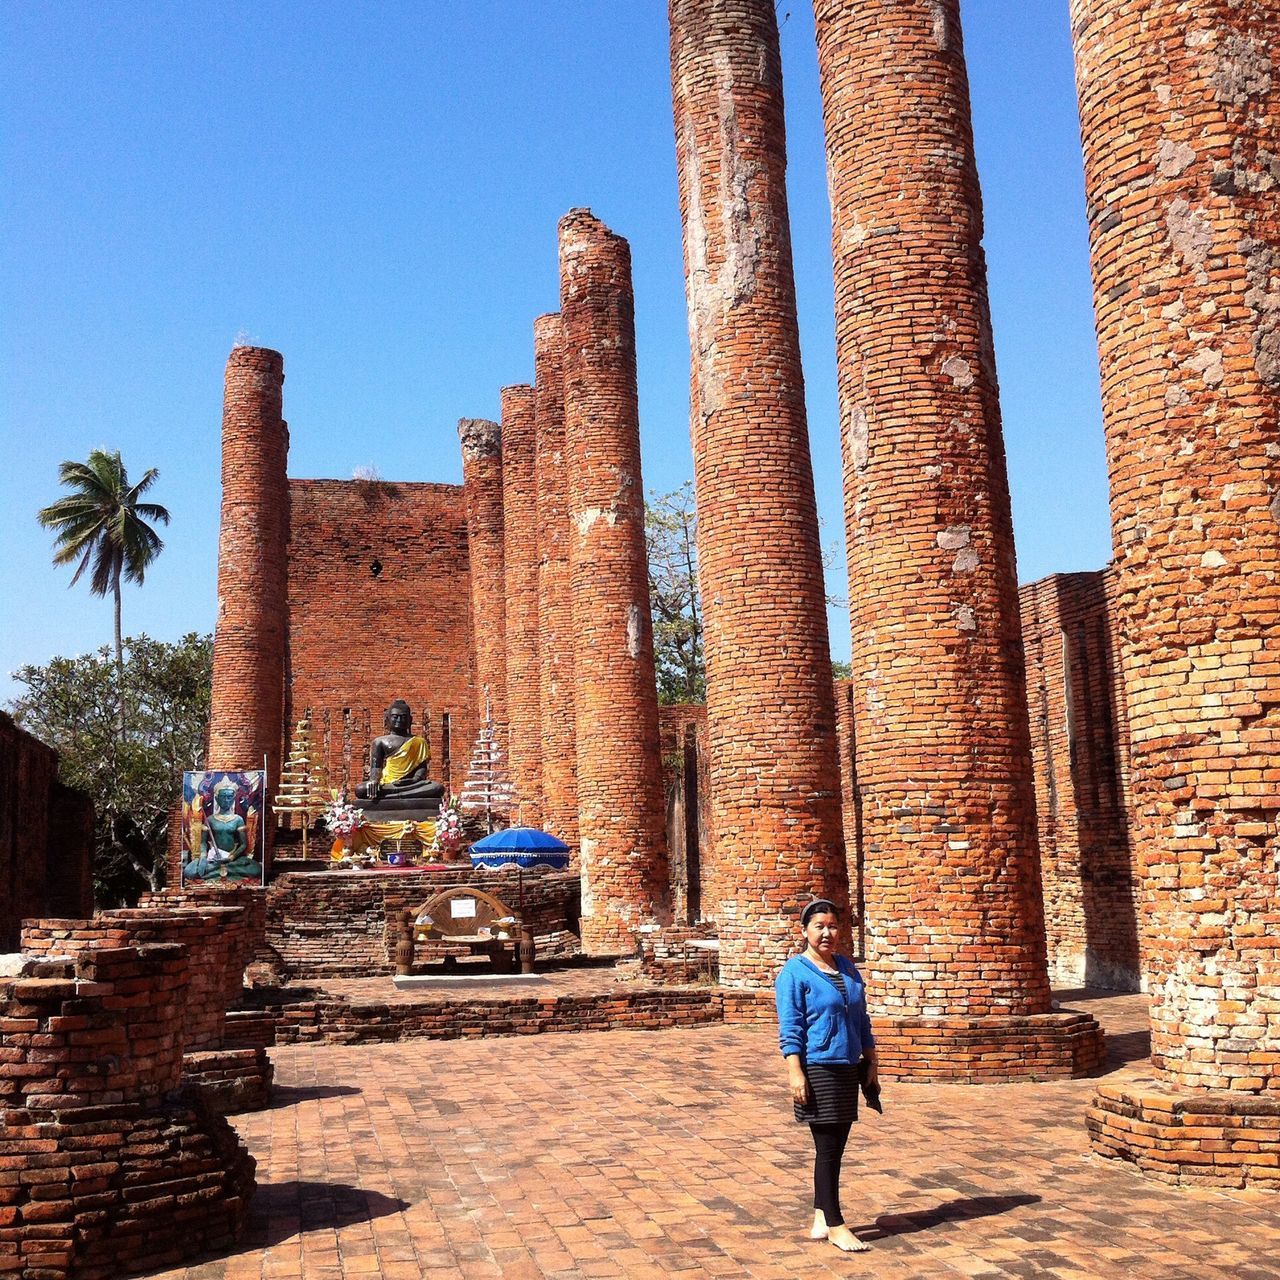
181, 770, 266, 885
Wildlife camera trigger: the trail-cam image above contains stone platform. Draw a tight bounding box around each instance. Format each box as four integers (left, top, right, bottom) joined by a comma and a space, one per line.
259, 867, 582, 979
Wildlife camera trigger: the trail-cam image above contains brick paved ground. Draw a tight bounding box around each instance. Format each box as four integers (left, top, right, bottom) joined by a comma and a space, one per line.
148, 992, 1278, 1280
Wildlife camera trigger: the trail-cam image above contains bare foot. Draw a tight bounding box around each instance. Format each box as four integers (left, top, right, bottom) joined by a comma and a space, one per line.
827, 1225, 870, 1253
810, 1209, 828, 1240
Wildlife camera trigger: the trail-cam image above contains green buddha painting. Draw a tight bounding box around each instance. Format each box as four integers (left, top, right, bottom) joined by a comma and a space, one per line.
182, 772, 264, 882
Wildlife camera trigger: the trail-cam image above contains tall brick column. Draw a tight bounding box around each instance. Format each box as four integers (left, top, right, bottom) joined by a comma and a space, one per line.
669, 0, 851, 988
559, 208, 671, 951
501, 385, 544, 825
458, 418, 509, 741
813, 1, 1102, 1078
534, 313, 579, 849
1071, 0, 1280, 1186
208, 346, 289, 812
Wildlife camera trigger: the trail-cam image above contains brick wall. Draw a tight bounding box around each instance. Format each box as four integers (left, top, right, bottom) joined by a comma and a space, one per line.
0, 712, 93, 949
669, 0, 851, 990
814, 0, 1053, 1022
208, 346, 289, 801
0, 947, 254, 1275
261, 868, 581, 978
501, 385, 544, 823
1071, 0, 1280, 1095
285, 478, 476, 798
534, 313, 580, 848
1020, 570, 1140, 991
658, 704, 711, 925
559, 208, 671, 951
458, 418, 508, 738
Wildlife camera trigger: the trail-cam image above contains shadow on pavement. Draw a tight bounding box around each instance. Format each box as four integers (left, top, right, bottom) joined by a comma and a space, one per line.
1100, 1028, 1152, 1072
858, 1193, 1041, 1241
265, 1083, 363, 1109
242, 1180, 410, 1248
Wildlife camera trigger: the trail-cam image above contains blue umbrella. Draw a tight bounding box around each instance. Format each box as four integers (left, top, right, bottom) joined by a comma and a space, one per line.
470, 827, 570, 866
469, 827, 571, 914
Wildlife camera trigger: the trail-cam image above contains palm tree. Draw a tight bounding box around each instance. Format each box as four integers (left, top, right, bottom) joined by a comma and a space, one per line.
38, 449, 171, 728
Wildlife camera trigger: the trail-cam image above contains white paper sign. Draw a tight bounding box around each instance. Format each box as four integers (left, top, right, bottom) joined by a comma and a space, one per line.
450, 898, 477, 919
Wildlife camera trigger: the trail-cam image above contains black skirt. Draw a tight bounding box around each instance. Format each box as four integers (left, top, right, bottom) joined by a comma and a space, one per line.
794, 1062, 860, 1125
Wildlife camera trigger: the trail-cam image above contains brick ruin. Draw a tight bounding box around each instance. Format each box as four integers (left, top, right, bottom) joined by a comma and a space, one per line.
0, 713, 93, 950
0, 945, 254, 1277
1069, 0, 1280, 1185
670, 0, 850, 990
173, 0, 1280, 1191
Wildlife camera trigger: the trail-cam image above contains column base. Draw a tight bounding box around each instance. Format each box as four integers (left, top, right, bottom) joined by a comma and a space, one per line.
579, 917, 639, 958
1088, 1078, 1280, 1189
182, 1046, 275, 1114
873, 1011, 1106, 1082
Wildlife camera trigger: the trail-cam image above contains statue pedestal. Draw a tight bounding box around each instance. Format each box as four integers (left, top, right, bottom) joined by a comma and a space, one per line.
359, 797, 443, 822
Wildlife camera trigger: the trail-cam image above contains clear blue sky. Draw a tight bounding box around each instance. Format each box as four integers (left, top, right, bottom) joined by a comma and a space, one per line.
1, 1, 1111, 701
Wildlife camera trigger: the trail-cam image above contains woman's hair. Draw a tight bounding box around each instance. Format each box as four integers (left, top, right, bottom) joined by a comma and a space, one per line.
800, 898, 839, 929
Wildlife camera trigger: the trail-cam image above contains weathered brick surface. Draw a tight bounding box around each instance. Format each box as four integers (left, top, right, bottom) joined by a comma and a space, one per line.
256, 869, 581, 979
0, 712, 93, 950
144, 887, 269, 1004
501, 384, 544, 825
559, 209, 671, 951
534, 313, 580, 850
815, 1, 1054, 1024
208, 346, 289, 813
657, 704, 712, 926
1021, 570, 1141, 992
669, 0, 851, 990
1088, 1079, 1280, 1190
1071, 0, 1280, 1105
22, 906, 240, 1053
285, 478, 475, 798
458, 417, 509, 741
0, 948, 254, 1276
180, 1046, 274, 1116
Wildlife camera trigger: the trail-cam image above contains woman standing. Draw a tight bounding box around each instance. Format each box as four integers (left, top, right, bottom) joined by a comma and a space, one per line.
774, 899, 878, 1253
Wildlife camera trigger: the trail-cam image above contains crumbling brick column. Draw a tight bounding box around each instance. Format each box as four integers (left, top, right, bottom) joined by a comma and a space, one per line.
1071, 0, 1280, 1185
501, 384, 544, 825
458, 417, 509, 740
669, 0, 851, 988
534, 313, 580, 849
558, 208, 671, 952
0, 947, 254, 1275
813, 0, 1102, 1077
21, 903, 275, 1115
208, 346, 289, 807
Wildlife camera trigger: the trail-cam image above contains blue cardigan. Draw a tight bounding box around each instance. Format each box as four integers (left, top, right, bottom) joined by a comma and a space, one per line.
775, 954, 875, 1066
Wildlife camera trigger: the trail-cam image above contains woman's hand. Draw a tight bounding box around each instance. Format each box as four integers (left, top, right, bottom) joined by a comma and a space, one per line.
787, 1057, 811, 1106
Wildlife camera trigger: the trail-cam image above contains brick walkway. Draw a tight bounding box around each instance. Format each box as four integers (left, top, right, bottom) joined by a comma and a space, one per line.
148, 992, 1279, 1280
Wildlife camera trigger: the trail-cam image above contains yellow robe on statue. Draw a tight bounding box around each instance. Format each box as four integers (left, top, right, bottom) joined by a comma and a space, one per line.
380, 735, 430, 785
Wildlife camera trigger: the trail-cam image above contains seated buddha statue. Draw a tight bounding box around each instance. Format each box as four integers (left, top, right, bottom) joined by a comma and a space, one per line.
355, 700, 445, 814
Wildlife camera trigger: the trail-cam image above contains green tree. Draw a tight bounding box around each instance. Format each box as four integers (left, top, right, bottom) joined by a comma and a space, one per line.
646, 482, 705, 705
10, 634, 212, 904
37, 449, 171, 728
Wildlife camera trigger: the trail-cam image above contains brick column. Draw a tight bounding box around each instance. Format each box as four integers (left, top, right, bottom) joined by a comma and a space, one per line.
813, 0, 1102, 1077
500, 384, 544, 825
534, 313, 580, 849
1071, 0, 1280, 1186
208, 346, 289, 816
458, 418, 508, 741
558, 208, 671, 952
669, 0, 850, 989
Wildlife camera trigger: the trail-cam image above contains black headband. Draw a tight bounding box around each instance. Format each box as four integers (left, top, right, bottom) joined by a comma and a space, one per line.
801, 899, 839, 928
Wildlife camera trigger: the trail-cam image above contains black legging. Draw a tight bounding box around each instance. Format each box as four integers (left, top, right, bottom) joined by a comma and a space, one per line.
810, 1121, 853, 1227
